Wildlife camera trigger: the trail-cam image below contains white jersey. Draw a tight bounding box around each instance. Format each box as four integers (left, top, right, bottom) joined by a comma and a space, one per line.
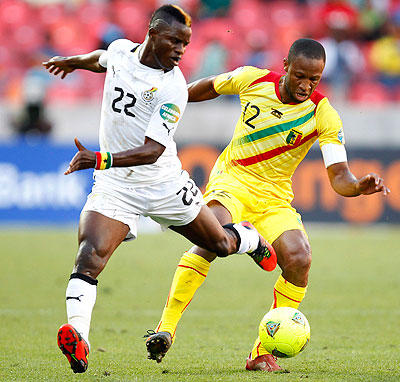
94, 39, 188, 186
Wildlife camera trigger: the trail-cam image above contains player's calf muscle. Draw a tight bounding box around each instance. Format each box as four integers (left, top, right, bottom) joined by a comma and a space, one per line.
191, 232, 234, 257
211, 235, 236, 257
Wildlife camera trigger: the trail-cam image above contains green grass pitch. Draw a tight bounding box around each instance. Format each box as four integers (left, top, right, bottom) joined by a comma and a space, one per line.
1, 226, 399, 382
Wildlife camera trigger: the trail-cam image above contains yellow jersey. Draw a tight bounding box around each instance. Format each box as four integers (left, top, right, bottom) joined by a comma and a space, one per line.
211, 66, 344, 201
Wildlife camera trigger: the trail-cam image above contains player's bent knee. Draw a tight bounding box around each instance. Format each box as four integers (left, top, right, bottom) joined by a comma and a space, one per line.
282, 241, 312, 273
75, 240, 111, 276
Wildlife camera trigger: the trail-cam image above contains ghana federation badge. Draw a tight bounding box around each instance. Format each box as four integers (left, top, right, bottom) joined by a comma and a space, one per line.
141, 87, 157, 102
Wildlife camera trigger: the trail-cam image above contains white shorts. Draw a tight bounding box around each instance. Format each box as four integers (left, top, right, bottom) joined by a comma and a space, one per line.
81, 170, 204, 240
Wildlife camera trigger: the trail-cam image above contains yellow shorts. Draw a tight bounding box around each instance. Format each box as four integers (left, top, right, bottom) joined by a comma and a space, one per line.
203, 170, 307, 244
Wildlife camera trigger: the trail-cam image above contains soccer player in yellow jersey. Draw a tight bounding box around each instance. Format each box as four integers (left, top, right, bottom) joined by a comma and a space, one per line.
145, 38, 390, 369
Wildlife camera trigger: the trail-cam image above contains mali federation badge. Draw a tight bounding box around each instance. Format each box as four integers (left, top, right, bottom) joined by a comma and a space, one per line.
141, 87, 157, 102
286, 128, 303, 147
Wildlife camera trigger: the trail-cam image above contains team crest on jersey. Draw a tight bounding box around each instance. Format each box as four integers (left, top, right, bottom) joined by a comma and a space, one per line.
141, 87, 157, 102
286, 128, 303, 147
160, 103, 180, 123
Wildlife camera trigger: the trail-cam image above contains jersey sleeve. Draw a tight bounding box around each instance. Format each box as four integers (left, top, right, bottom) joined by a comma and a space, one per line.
145, 77, 188, 147
214, 66, 271, 96
316, 97, 347, 167
316, 97, 345, 147
100, 39, 137, 68
108, 39, 136, 53
213, 66, 259, 95
99, 51, 108, 68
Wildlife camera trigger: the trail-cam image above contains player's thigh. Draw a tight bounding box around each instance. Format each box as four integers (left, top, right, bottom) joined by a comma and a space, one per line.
82, 181, 141, 241
170, 204, 230, 251
78, 210, 129, 258
253, 204, 307, 245
203, 173, 249, 224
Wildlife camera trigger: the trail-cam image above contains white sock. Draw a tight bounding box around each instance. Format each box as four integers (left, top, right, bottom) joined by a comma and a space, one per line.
65, 274, 97, 349
232, 223, 259, 253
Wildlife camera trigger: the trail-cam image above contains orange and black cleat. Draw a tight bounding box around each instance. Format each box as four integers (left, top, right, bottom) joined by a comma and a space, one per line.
240, 221, 277, 271
57, 324, 89, 373
144, 330, 172, 363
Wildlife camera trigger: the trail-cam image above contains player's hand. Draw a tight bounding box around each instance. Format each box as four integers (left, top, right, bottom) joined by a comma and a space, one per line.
356, 173, 390, 196
42, 56, 75, 79
65, 138, 96, 175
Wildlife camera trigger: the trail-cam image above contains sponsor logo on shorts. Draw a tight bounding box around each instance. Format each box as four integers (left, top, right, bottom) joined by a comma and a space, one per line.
160, 103, 180, 123
211, 190, 231, 199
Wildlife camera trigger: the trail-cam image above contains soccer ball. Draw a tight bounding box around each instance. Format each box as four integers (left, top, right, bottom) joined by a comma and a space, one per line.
259, 307, 310, 358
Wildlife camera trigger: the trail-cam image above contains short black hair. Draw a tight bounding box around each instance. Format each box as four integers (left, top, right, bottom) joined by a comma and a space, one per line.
149, 4, 191, 29
288, 38, 326, 63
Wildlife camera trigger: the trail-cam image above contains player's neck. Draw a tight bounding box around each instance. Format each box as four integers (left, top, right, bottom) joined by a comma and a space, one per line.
279, 76, 290, 104
138, 40, 171, 72
279, 76, 299, 104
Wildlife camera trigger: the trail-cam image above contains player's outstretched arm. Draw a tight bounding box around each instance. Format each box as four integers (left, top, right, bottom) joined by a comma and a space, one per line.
327, 161, 390, 197
42, 50, 106, 79
188, 76, 219, 102
64, 137, 165, 175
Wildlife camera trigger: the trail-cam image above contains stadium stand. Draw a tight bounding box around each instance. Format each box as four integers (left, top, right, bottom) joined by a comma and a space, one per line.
1, 0, 400, 105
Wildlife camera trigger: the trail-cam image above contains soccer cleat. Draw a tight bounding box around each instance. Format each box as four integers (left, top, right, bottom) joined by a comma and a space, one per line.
245, 353, 283, 372
240, 221, 277, 271
144, 330, 172, 363
57, 324, 89, 373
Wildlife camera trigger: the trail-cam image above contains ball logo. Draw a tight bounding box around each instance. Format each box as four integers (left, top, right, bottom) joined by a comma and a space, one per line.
160, 103, 180, 123
141, 87, 157, 102
292, 312, 305, 326
266, 321, 280, 337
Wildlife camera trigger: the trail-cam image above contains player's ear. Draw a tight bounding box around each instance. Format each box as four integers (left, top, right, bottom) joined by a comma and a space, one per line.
283, 58, 289, 73
148, 27, 158, 41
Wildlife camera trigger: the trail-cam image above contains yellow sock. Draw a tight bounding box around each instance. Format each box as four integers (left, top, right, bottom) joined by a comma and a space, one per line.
250, 275, 307, 359
156, 252, 210, 339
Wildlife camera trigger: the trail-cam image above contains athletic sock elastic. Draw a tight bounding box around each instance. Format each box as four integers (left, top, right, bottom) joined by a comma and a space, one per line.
65, 273, 97, 349
250, 275, 307, 359
156, 252, 210, 338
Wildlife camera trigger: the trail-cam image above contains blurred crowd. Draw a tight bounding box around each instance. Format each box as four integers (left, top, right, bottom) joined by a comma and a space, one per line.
1, 0, 400, 130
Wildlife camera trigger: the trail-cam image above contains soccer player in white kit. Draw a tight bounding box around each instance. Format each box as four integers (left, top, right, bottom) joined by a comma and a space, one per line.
43, 5, 277, 373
